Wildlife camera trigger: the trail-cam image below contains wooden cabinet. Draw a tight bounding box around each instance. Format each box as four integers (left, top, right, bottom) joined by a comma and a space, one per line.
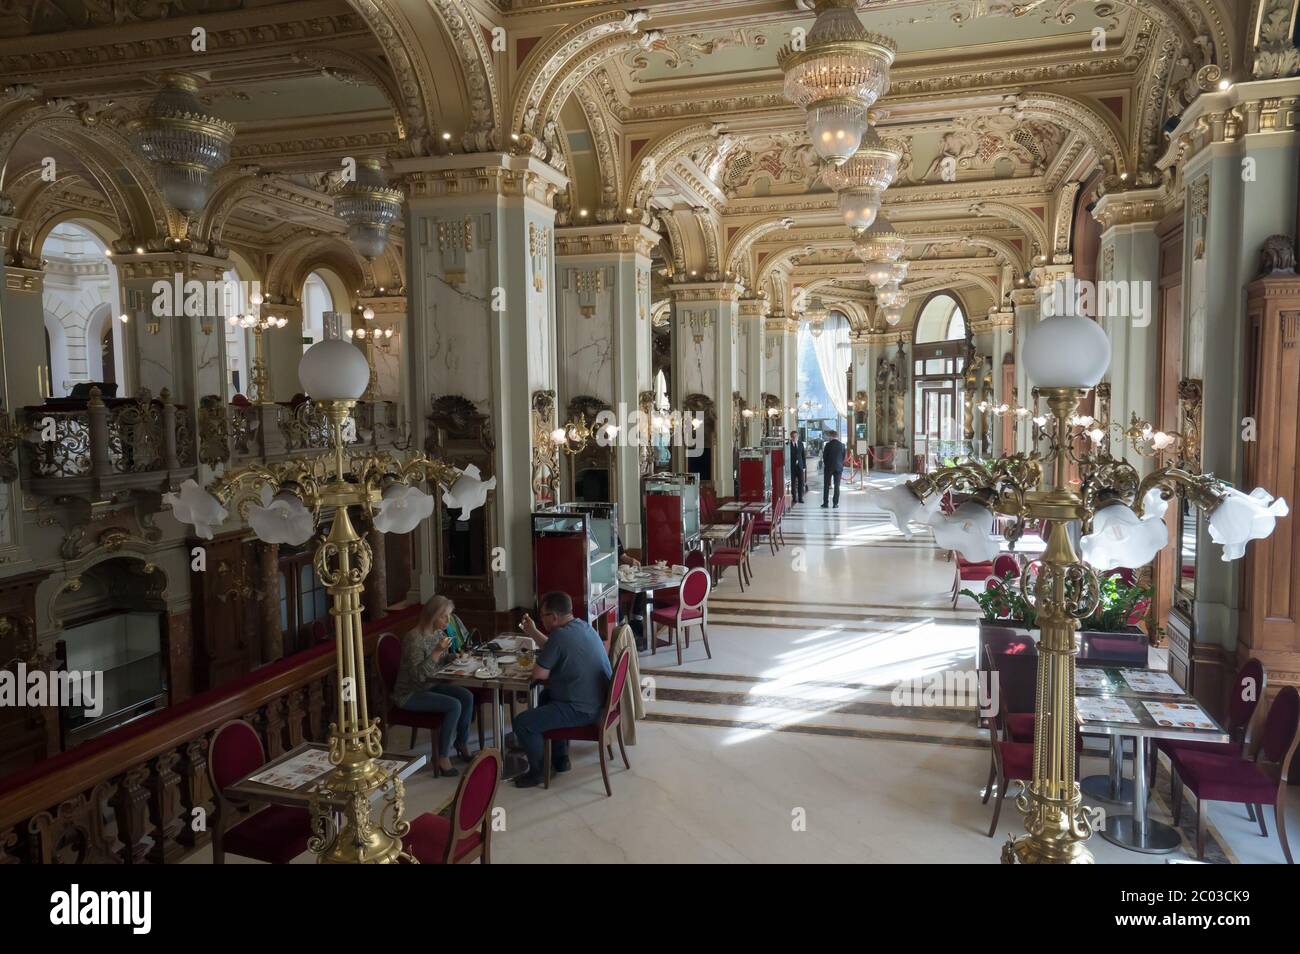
189, 531, 257, 692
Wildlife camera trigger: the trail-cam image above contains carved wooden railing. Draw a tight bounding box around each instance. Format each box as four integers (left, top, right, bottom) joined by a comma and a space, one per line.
200, 398, 407, 468
0, 604, 418, 864
22, 389, 196, 496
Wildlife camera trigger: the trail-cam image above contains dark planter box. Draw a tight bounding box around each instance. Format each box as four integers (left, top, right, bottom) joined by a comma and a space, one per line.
978, 620, 1148, 667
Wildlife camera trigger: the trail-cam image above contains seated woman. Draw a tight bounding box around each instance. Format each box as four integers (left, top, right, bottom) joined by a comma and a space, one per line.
391, 596, 476, 776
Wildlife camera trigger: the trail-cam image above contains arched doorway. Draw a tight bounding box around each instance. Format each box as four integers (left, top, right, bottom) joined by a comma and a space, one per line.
911, 292, 970, 469
39, 222, 125, 398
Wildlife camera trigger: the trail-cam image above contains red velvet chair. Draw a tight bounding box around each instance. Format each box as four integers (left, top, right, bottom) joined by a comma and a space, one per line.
709, 513, 756, 590
981, 669, 1035, 837
402, 748, 502, 864
992, 553, 1021, 580
952, 555, 996, 608
1170, 685, 1300, 863
752, 497, 785, 554
375, 632, 452, 776
649, 567, 712, 665
1153, 658, 1265, 792
543, 648, 634, 796
684, 548, 708, 571
208, 719, 312, 864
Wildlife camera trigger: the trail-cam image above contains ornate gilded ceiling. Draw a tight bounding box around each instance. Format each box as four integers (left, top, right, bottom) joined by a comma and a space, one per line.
0, 0, 1262, 326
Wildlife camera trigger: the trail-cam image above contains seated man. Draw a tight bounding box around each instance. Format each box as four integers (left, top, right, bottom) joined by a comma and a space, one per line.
513, 590, 613, 789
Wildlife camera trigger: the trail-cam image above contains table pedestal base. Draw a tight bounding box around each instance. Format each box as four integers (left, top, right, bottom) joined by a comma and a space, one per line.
1080, 774, 1136, 804
1099, 815, 1182, 854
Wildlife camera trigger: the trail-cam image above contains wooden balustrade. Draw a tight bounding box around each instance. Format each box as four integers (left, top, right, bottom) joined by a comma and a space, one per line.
0, 604, 418, 864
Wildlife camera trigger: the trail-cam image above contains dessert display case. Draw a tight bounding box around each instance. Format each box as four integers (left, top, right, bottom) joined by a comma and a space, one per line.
531, 503, 619, 635
738, 440, 786, 503
642, 473, 702, 565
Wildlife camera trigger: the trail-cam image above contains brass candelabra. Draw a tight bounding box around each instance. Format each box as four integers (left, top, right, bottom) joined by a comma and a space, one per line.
905, 386, 1229, 864
208, 399, 459, 863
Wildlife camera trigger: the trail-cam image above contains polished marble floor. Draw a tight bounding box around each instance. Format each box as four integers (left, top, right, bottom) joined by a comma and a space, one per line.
192, 471, 1298, 864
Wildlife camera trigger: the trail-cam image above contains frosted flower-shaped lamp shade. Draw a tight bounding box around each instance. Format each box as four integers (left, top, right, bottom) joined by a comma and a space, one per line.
929, 502, 999, 563
1080, 500, 1169, 570
298, 338, 371, 401
877, 483, 939, 539
163, 478, 229, 540
1208, 487, 1289, 561
373, 483, 435, 534
442, 464, 497, 521
1023, 314, 1111, 388
247, 485, 315, 546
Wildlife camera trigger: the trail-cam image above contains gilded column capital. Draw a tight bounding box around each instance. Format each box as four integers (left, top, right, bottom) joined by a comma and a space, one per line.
393, 152, 569, 209
738, 296, 770, 320
1009, 287, 1039, 309
669, 280, 743, 304
554, 223, 660, 259
1092, 187, 1168, 232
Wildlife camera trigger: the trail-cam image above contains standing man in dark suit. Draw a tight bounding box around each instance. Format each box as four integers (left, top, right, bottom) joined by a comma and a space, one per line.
821, 430, 846, 509
788, 432, 807, 504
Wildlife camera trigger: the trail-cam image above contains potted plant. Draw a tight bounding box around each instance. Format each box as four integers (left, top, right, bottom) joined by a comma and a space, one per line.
1077, 575, 1151, 665
962, 572, 1037, 657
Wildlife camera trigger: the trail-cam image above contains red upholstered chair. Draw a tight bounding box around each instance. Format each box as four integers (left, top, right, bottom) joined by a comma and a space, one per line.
992, 553, 1021, 580
699, 487, 718, 524
649, 567, 711, 665
710, 513, 756, 590
375, 632, 452, 776
752, 496, 784, 554
684, 548, 708, 571
208, 719, 312, 864
981, 669, 1035, 838
1170, 685, 1300, 862
543, 648, 634, 796
402, 748, 502, 864
952, 555, 996, 608
1160, 659, 1264, 770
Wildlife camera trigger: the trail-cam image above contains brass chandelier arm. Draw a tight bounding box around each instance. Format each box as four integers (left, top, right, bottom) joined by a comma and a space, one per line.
1132, 466, 1228, 518
208, 457, 331, 523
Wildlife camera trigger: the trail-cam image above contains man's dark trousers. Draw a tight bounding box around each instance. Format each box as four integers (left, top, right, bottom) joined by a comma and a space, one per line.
822, 469, 840, 507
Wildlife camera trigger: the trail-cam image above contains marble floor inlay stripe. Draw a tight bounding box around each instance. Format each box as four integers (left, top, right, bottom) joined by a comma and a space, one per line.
650, 686, 975, 724
640, 712, 987, 749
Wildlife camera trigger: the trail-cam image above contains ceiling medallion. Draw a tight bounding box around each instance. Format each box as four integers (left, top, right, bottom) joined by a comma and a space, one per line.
334, 159, 404, 260
778, 0, 896, 166
129, 72, 235, 214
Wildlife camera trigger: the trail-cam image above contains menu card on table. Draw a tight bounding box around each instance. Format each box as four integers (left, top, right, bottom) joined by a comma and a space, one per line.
1075, 668, 1111, 690
1142, 701, 1218, 731
1119, 669, 1182, 695
249, 748, 335, 790
1076, 696, 1140, 725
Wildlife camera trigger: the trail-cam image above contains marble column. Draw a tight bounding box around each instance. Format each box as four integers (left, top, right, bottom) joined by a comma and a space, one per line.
1009, 287, 1039, 455
358, 294, 408, 404
976, 309, 1015, 455
110, 250, 230, 407
1169, 77, 1300, 668
554, 224, 658, 546
395, 152, 566, 611
1092, 190, 1164, 472
669, 281, 741, 495
0, 211, 30, 560
265, 299, 304, 403
738, 295, 768, 447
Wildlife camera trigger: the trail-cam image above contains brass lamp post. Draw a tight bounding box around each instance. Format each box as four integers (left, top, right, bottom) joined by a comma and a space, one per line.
165, 338, 488, 863
884, 290, 1288, 863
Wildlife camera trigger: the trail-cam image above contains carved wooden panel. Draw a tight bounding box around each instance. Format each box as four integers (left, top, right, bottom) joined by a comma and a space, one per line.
1241, 276, 1300, 696
189, 531, 254, 692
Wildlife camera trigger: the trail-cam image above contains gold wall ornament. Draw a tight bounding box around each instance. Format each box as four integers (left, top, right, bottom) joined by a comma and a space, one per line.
1177, 378, 1203, 473
530, 389, 560, 507
529, 222, 550, 292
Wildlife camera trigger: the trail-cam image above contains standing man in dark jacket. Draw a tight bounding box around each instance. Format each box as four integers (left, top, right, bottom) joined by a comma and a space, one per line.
821, 430, 846, 508
788, 432, 807, 504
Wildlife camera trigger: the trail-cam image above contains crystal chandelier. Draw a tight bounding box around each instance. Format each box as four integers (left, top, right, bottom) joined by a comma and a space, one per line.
822, 126, 902, 229
130, 73, 235, 214
335, 159, 404, 260
778, 0, 896, 166
855, 215, 907, 281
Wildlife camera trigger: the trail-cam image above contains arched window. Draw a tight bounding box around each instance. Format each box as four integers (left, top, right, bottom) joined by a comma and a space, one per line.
39, 221, 125, 397
302, 272, 333, 351
911, 293, 971, 468
914, 292, 967, 344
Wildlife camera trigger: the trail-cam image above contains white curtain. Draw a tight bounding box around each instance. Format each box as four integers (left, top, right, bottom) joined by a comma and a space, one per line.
811, 311, 851, 419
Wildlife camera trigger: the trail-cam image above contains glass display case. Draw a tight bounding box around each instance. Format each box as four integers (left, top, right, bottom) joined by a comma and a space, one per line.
531, 503, 619, 634
59, 611, 166, 746
738, 441, 787, 503
642, 473, 701, 565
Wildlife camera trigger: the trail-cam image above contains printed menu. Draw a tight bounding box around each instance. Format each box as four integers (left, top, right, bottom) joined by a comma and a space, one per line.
1142, 701, 1218, 731
1075, 669, 1111, 690
1119, 669, 1182, 695
1076, 696, 1140, 725
249, 747, 335, 789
